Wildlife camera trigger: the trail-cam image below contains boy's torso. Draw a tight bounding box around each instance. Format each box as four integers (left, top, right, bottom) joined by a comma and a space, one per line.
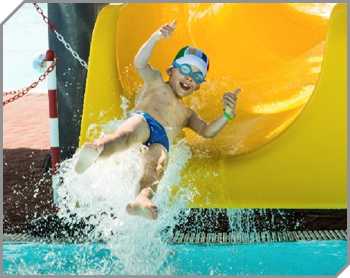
134, 81, 191, 141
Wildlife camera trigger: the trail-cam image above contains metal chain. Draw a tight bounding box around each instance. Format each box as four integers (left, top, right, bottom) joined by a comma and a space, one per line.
33, 2, 55, 31
3, 60, 56, 106
33, 3, 88, 70
3, 91, 17, 96
53, 30, 88, 69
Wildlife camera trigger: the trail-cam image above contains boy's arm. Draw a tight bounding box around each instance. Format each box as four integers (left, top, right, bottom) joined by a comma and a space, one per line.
186, 110, 227, 138
186, 90, 240, 138
134, 21, 176, 83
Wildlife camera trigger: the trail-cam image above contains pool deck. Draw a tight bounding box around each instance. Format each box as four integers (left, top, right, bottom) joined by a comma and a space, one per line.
4, 92, 50, 149
4, 93, 56, 233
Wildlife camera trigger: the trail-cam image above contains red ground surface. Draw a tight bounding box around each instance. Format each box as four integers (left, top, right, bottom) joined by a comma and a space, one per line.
4, 93, 56, 233
4, 93, 50, 149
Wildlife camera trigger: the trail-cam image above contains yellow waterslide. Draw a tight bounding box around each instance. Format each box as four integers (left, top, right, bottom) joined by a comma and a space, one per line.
80, 3, 347, 208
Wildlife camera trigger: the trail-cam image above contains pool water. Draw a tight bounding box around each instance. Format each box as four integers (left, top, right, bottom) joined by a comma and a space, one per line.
3, 240, 347, 275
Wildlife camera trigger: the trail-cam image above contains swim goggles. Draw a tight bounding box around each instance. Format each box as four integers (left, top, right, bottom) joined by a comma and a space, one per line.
172, 62, 205, 84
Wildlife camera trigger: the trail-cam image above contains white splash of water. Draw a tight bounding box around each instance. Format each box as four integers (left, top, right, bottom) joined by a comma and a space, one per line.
55, 119, 194, 275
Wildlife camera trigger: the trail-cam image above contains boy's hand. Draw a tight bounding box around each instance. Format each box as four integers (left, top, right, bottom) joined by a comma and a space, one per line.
154, 20, 176, 39
223, 88, 241, 118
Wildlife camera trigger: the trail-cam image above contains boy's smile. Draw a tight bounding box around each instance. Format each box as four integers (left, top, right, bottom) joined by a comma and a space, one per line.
168, 66, 201, 98
179, 80, 192, 91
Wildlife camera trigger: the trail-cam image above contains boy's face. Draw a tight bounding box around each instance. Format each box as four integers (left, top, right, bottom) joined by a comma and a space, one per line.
168, 65, 201, 98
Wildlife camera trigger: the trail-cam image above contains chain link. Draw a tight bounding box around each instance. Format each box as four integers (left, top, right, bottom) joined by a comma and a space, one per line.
33, 3, 88, 70
3, 91, 17, 96
33, 2, 55, 31
3, 60, 56, 106
53, 30, 88, 69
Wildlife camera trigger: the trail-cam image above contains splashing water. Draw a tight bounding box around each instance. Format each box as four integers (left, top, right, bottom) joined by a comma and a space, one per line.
54, 119, 195, 275
227, 208, 298, 234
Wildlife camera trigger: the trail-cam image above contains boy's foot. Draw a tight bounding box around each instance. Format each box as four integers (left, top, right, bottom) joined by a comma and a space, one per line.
75, 143, 103, 174
126, 188, 158, 220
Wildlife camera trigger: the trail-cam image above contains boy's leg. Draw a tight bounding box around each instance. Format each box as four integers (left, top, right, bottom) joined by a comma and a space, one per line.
91, 115, 150, 157
126, 144, 168, 220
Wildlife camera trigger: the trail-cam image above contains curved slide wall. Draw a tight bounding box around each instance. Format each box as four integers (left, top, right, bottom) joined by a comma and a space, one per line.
80, 4, 347, 208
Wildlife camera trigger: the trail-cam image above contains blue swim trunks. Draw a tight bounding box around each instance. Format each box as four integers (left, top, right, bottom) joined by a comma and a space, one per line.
134, 111, 170, 152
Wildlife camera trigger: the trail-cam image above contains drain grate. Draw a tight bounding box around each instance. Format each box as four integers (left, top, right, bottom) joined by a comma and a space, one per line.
170, 230, 348, 244
4, 233, 46, 243
3, 229, 347, 244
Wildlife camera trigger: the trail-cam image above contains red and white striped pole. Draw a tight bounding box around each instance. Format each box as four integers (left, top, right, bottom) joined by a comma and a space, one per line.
45, 49, 60, 173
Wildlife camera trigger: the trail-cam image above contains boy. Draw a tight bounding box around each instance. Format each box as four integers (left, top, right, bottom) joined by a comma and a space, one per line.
85, 21, 240, 220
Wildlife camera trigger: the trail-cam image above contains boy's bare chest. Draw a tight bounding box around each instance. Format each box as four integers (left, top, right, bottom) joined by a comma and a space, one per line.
136, 85, 190, 129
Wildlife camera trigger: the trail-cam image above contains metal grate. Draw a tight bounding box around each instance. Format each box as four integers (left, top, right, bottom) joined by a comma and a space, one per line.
3, 233, 79, 244
3, 233, 45, 243
170, 230, 348, 244
4, 229, 347, 244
